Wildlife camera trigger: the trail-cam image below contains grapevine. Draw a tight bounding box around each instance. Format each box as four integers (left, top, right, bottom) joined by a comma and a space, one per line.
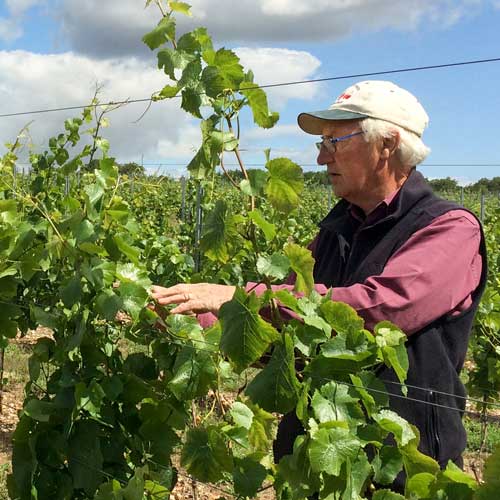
0, 1, 498, 499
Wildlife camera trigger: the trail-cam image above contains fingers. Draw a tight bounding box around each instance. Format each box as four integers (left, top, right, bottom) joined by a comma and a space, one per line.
154, 292, 191, 306
150, 283, 235, 316
151, 285, 191, 305
170, 301, 199, 315
150, 284, 203, 314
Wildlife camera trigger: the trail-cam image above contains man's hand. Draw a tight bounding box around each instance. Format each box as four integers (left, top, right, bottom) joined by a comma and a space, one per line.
150, 283, 237, 315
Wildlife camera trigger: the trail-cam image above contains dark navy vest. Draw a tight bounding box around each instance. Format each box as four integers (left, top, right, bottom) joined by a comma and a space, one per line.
312, 169, 488, 465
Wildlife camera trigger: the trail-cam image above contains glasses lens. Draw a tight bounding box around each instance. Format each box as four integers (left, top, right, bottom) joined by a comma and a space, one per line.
317, 137, 336, 154
315, 141, 322, 151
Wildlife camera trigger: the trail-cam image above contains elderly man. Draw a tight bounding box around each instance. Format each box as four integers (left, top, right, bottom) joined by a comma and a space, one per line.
152, 80, 487, 488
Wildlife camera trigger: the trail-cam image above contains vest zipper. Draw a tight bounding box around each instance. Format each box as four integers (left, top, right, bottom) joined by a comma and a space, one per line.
427, 390, 441, 459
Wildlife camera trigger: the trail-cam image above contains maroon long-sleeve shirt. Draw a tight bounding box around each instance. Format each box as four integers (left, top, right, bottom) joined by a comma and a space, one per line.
199, 191, 482, 336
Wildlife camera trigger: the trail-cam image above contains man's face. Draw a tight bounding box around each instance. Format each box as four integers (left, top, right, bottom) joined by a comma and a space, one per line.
317, 119, 381, 208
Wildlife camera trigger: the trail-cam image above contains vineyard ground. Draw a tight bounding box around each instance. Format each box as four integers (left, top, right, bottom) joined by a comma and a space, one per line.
0, 330, 498, 499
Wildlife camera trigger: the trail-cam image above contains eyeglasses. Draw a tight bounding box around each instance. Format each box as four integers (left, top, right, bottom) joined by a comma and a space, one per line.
315, 130, 364, 153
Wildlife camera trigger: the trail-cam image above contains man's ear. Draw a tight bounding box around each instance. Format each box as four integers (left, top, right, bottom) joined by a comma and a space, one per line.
380, 132, 400, 160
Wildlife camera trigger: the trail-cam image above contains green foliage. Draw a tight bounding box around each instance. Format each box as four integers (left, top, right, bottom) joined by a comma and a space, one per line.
219, 288, 279, 372
245, 332, 300, 413
2, 2, 497, 499
265, 158, 304, 214
181, 426, 233, 483
427, 176, 460, 192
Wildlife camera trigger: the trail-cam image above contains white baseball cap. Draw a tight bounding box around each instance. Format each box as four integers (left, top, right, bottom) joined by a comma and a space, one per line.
297, 80, 429, 137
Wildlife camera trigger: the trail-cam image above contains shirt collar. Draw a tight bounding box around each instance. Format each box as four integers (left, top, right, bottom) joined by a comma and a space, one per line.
349, 186, 402, 224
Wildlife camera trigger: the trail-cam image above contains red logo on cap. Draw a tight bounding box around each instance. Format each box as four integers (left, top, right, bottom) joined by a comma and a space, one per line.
337, 93, 351, 101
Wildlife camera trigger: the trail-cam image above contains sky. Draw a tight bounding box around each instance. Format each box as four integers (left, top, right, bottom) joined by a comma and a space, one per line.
0, 0, 500, 184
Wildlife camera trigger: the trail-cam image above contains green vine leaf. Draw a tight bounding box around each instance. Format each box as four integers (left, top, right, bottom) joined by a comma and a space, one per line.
233, 457, 267, 498
256, 253, 290, 280
374, 321, 409, 386
245, 333, 300, 413
320, 300, 365, 335
177, 32, 200, 53
158, 83, 180, 98
350, 371, 389, 417
311, 381, 364, 426
169, 1, 192, 16
157, 47, 195, 79
230, 402, 254, 430
248, 209, 276, 241
240, 81, 279, 128
401, 438, 440, 479
181, 86, 203, 117
192, 27, 213, 53
284, 243, 314, 294
200, 199, 237, 262
247, 404, 276, 452
68, 421, 104, 496
201, 66, 226, 97
373, 446, 404, 485
219, 288, 279, 372
143, 16, 176, 50
308, 425, 361, 476
181, 426, 233, 483
374, 409, 416, 447
168, 336, 217, 399
23, 399, 56, 422
178, 58, 202, 88
241, 169, 267, 197
265, 158, 303, 214
213, 48, 245, 88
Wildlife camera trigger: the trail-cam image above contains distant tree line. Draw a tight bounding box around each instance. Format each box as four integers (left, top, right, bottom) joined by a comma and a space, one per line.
217, 170, 500, 193
98, 163, 500, 194
426, 176, 500, 193
84, 160, 145, 176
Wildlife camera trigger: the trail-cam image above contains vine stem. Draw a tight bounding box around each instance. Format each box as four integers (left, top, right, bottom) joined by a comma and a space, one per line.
155, 1, 177, 49
3, 168, 68, 249
219, 100, 240, 190
0, 349, 4, 413
479, 395, 489, 456
190, 398, 199, 500
226, 116, 255, 211
220, 155, 240, 189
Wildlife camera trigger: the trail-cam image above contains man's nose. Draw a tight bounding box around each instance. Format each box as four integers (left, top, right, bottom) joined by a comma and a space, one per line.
317, 146, 333, 166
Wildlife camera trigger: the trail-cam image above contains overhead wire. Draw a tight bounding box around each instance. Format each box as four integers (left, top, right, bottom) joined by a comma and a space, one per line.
1, 56, 500, 119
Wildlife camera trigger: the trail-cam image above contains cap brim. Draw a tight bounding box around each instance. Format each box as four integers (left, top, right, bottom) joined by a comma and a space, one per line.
297, 110, 368, 135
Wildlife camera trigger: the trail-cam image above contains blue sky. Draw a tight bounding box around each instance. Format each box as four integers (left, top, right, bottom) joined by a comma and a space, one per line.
1, 0, 500, 183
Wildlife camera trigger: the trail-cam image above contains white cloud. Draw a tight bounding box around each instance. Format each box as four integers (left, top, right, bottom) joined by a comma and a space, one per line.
6, 0, 44, 17
157, 123, 201, 159
54, 0, 494, 58
0, 17, 23, 43
0, 50, 191, 168
0, 0, 44, 43
0, 47, 320, 171
246, 124, 298, 140
258, 0, 367, 16
235, 48, 322, 107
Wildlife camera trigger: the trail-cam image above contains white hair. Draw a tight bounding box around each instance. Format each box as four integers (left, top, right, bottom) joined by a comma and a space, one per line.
360, 118, 431, 167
